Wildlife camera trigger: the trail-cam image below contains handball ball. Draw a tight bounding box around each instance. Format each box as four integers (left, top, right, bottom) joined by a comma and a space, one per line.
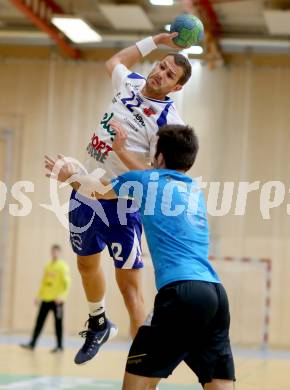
170, 13, 204, 48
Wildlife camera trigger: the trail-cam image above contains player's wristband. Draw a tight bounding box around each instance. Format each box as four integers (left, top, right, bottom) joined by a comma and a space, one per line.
136, 36, 157, 57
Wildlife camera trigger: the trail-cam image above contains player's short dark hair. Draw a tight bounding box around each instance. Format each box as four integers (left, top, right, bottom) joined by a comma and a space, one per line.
163, 53, 192, 85
51, 244, 61, 251
155, 124, 198, 171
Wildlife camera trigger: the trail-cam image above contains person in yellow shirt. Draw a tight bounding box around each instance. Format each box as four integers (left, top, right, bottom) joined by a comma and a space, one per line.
20, 244, 71, 353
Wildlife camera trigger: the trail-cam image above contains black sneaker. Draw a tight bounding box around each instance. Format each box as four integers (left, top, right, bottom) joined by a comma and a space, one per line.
74, 319, 118, 365
50, 347, 63, 353
20, 343, 34, 350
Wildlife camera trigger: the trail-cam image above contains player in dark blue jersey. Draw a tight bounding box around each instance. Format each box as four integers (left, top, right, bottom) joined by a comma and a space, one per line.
45, 123, 235, 389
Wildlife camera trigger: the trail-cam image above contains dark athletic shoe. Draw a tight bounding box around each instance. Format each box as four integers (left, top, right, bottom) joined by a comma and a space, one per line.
74, 319, 118, 365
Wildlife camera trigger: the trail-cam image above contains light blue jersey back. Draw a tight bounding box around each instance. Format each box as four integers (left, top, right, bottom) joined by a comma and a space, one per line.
112, 169, 220, 290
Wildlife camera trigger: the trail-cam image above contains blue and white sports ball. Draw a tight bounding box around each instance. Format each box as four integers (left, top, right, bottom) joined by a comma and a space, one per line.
170, 13, 204, 48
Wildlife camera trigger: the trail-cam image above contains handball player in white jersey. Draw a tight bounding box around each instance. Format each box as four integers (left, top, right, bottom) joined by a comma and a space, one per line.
69, 33, 192, 365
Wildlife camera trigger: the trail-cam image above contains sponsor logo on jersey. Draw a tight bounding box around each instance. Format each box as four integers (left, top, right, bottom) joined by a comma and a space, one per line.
100, 112, 115, 141
143, 107, 156, 117
125, 82, 140, 91
133, 113, 145, 128
87, 133, 113, 163
125, 119, 139, 133
112, 92, 121, 104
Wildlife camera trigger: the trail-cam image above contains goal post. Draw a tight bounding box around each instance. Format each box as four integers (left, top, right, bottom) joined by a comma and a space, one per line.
209, 256, 272, 350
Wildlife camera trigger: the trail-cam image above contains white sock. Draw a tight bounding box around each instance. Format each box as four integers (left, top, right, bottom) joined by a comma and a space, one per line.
88, 300, 105, 317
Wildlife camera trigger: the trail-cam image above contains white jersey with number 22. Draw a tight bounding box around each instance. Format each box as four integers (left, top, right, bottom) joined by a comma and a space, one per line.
85, 64, 184, 180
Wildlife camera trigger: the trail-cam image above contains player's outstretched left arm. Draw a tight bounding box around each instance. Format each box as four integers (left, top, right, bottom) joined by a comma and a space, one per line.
110, 120, 150, 171
44, 155, 116, 200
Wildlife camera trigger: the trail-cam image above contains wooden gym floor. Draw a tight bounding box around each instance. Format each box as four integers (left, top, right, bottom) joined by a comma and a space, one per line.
0, 336, 289, 389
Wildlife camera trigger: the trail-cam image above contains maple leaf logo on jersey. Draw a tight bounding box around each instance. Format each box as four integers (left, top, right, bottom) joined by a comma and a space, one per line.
143, 107, 156, 117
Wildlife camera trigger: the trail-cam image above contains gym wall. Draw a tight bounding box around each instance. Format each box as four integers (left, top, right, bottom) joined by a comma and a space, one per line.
0, 57, 290, 346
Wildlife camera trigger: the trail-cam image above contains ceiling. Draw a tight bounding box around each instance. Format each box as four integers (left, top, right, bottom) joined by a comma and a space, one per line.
0, 0, 290, 53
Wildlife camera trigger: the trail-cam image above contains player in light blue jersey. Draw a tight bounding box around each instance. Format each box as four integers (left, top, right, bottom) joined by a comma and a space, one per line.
45, 123, 235, 390
111, 136, 220, 291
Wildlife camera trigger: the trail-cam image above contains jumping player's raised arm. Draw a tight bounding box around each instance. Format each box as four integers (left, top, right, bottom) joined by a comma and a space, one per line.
105, 32, 180, 79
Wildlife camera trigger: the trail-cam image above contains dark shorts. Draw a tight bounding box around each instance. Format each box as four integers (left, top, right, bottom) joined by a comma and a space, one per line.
126, 280, 235, 385
69, 190, 143, 269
